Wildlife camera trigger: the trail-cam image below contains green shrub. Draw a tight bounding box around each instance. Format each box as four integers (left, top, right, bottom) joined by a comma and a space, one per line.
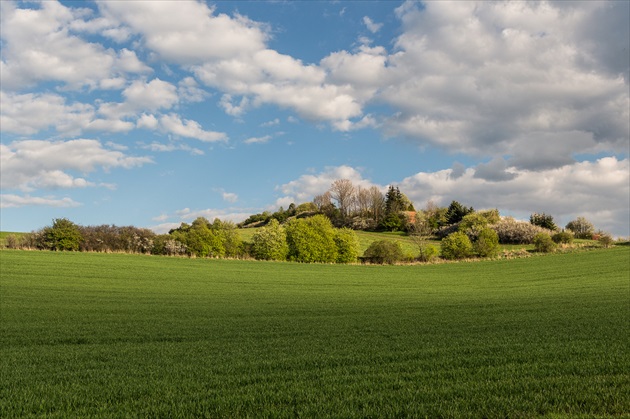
552, 231, 574, 244
474, 228, 500, 258
285, 215, 338, 263
417, 243, 439, 262
533, 232, 556, 253
458, 210, 501, 241
334, 228, 359, 263
363, 240, 404, 264
441, 231, 473, 260
40, 218, 83, 251
251, 219, 289, 261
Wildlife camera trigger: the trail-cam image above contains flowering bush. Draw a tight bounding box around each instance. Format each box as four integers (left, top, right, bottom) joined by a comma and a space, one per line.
491, 217, 553, 244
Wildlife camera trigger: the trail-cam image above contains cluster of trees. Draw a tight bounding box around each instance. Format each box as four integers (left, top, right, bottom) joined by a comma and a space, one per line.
4, 178, 616, 264
5, 215, 361, 264
242, 181, 416, 232
251, 215, 359, 263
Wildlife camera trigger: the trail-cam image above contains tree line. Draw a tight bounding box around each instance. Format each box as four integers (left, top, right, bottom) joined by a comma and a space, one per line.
3, 179, 616, 263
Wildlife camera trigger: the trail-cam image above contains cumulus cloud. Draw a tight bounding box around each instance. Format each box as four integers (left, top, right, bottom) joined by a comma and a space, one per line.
1, 139, 152, 191
98, 78, 179, 119
0, 1, 149, 90
97, 1, 269, 64
244, 135, 272, 145
0, 194, 81, 209
362, 16, 383, 34
380, 1, 629, 167
473, 158, 518, 182
0, 91, 94, 136
158, 114, 227, 142
222, 192, 239, 203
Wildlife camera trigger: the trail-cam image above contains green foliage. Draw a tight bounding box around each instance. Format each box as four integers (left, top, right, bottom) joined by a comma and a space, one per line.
565, 217, 595, 239
416, 243, 439, 262
552, 231, 574, 244
363, 240, 404, 264
474, 228, 500, 258
445, 201, 474, 225
211, 219, 243, 258
530, 213, 557, 231
285, 215, 338, 263
459, 212, 488, 239
334, 228, 360, 263
251, 219, 289, 261
296, 202, 317, 214
169, 217, 242, 258
441, 231, 473, 260
380, 212, 408, 232
533, 232, 556, 253
40, 218, 83, 251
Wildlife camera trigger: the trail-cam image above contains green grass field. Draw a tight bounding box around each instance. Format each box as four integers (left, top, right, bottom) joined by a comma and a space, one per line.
1, 248, 629, 417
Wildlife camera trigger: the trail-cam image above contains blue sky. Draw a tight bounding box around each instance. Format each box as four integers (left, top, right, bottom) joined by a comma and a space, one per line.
1, 0, 629, 236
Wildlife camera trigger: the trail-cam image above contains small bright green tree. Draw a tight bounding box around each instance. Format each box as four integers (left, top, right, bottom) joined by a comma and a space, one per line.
334, 228, 359, 263
474, 228, 500, 258
251, 219, 289, 261
441, 231, 473, 260
285, 215, 338, 263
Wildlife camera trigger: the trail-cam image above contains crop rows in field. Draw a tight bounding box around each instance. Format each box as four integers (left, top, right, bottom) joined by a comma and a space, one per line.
1, 248, 629, 417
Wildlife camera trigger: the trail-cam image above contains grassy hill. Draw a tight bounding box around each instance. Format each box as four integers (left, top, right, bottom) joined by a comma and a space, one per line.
1, 248, 628, 417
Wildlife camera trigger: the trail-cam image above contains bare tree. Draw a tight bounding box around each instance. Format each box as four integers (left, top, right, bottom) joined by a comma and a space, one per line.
367, 186, 385, 223
330, 179, 355, 219
313, 191, 333, 212
355, 186, 371, 217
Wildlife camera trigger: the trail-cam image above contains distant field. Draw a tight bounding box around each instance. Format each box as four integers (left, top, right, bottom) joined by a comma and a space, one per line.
1, 248, 628, 417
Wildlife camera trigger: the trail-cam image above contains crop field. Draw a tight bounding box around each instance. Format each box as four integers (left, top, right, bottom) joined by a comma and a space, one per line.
1, 248, 629, 417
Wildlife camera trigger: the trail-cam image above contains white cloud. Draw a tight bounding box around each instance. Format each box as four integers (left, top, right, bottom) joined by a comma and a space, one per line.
363, 16, 383, 34
222, 192, 239, 203
379, 1, 629, 166
97, 1, 269, 64
0, 194, 81, 209
244, 135, 272, 145
261, 118, 280, 127
0, 1, 149, 90
136, 113, 159, 130
1, 139, 152, 191
158, 114, 227, 142
138, 141, 204, 156
219, 94, 250, 117
0, 91, 95, 136
178, 77, 208, 103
